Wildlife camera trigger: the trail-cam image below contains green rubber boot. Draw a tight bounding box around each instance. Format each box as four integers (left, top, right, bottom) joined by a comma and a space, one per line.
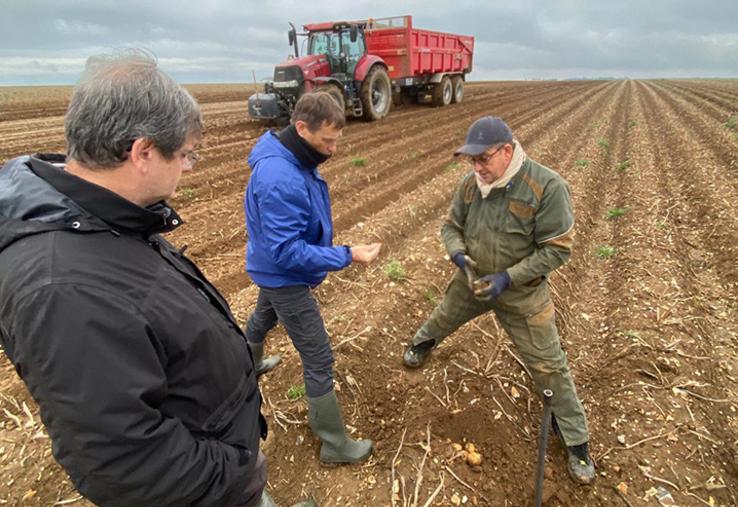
255, 490, 318, 507
248, 341, 281, 376
254, 490, 276, 507
307, 390, 373, 465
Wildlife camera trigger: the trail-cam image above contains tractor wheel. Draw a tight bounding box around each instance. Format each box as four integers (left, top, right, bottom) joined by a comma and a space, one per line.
432, 76, 453, 107
360, 66, 392, 121
451, 76, 464, 104
315, 84, 346, 114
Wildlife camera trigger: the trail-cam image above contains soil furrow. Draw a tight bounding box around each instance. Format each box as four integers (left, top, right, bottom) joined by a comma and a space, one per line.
2, 81, 737, 507
654, 80, 738, 125
640, 81, 738, 291
628, 79, 738, 503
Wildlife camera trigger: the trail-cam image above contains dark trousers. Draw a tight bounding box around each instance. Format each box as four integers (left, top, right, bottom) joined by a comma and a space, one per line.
244, 285, 334, 397
235, 450, 268, 506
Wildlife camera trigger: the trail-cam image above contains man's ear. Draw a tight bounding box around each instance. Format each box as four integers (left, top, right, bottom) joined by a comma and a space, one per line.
504, 142, 515, 161
129, 138, 155, 170
294, 120, 310, 138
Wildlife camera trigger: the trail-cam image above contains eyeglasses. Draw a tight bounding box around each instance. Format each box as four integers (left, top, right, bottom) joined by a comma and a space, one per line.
470, 145, 506, 165
122, 139, 200, 168
181, 149, 200, 169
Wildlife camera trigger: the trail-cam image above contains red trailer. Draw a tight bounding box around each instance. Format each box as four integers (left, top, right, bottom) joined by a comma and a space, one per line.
248, 15, 475, 122
364, 16, 474, 105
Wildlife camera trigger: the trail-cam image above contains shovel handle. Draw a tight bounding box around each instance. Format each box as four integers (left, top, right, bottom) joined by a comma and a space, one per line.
534, 389, 554, 507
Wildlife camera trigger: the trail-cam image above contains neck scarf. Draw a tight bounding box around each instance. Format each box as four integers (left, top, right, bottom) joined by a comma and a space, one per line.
476, 140, 526, 198
278, 124, 330, 168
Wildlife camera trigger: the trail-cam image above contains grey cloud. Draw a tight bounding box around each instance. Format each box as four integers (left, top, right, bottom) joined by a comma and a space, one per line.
0, 0, 736, 84
53, 19, 111, 36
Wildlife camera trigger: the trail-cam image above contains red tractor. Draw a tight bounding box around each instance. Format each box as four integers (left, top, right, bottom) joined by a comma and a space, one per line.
248, 15, 474, 122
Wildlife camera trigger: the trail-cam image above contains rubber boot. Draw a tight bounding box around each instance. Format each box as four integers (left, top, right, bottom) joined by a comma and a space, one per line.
248, 341, 281, 376
402, 339, 435, 368
253, 490, 275, 507
255, 490, 318, 507
307, 390, 373, 465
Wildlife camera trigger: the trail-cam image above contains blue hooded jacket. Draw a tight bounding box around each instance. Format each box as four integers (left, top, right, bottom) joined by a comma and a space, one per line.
245, 131, 351, 288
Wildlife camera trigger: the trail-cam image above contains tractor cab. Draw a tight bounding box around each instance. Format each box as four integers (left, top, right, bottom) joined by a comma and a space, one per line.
305, 23, 366, 81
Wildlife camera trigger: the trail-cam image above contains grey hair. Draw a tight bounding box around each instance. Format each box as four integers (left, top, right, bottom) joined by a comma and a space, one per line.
65, 49, 201, 169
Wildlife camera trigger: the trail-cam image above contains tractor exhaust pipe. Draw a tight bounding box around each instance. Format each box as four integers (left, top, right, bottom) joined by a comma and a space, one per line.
288, 22, 299, 59
534, 389, 553, 507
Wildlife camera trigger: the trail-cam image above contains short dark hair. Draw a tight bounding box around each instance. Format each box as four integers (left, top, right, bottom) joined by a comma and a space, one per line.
291, 92, 346, 131
65, 49, 201, 170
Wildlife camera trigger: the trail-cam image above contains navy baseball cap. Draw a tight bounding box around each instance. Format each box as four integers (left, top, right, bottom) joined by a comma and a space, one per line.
454, 116, 513, 156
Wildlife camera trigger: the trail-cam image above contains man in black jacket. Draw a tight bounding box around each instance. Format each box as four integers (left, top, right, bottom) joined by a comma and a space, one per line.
0, 50, 297, 507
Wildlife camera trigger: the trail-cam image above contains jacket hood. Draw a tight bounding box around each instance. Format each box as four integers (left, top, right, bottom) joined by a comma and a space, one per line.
0, 154, 182, 254
0, 155, 89, 224
0, 155, 93, 252
247, 130, 302, 170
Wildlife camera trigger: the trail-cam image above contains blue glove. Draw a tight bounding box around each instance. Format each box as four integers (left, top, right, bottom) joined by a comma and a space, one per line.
473, 271, 511, 300
452, 252, 479, 291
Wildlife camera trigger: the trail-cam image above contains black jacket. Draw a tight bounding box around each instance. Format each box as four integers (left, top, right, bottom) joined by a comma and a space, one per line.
0, 154, 266, 506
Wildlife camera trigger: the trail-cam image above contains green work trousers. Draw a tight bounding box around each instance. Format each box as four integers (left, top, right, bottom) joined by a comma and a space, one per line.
413, 270, 589, 446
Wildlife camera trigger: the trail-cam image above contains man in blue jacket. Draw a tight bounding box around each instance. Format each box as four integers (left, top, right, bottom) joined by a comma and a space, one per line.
243, 92, 381, 465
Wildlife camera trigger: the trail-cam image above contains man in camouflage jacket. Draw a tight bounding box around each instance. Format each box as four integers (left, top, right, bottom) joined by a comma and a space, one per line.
403, 116, 595, 485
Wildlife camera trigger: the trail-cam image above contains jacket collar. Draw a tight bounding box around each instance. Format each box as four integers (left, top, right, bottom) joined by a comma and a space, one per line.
29, 155, 183, 235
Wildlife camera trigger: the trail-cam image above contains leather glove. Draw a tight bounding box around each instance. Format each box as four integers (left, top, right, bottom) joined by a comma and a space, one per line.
452, 252, 479, 291
473, 271, 511, 300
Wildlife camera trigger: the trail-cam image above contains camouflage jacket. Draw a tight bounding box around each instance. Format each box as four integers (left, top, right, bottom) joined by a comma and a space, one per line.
442, 157, 574, 308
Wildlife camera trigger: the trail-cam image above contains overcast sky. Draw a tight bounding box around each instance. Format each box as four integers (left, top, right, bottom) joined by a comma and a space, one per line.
1, 0, 736, 85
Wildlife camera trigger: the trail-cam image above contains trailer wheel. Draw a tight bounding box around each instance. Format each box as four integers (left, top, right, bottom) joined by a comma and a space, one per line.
451, 76, 464, 104
316, 84, 346, 114
360, 66, 392, 121
432, 76, 453, 107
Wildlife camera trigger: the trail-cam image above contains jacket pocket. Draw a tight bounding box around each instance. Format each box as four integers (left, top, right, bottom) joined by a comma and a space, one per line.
202, 371, 253, 434
524, 301, 557, 350
307, 212, 326, 245
505, 198, 536, 236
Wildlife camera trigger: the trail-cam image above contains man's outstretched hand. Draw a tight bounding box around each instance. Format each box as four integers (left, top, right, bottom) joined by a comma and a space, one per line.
351, 243, 382, 265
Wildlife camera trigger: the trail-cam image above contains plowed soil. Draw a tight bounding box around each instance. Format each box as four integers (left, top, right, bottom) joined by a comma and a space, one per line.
1, 80, 737, 506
